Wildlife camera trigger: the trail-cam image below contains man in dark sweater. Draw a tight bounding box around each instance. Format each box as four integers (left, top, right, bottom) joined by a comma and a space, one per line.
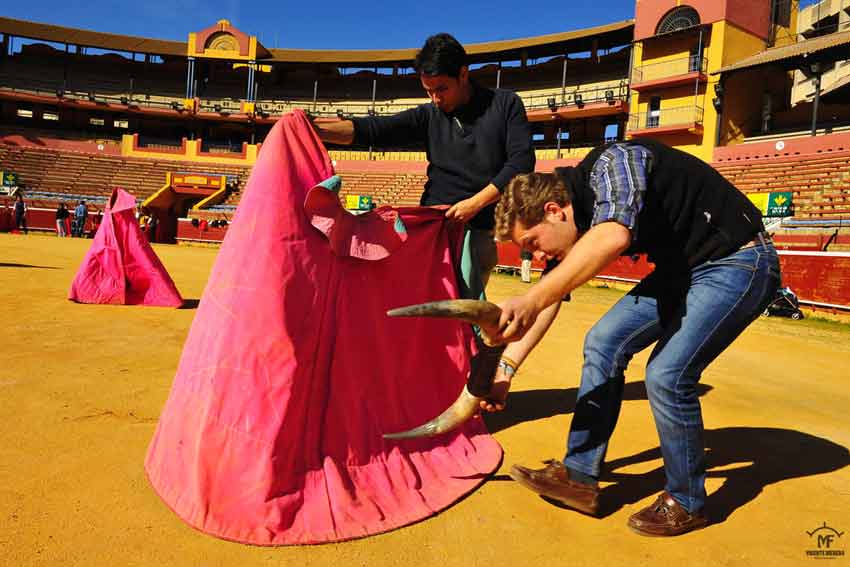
483, 140, 780, 536
311, 33, 535, 299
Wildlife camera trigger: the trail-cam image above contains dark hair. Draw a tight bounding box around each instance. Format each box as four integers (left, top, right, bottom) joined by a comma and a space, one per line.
415, 33, 466, 78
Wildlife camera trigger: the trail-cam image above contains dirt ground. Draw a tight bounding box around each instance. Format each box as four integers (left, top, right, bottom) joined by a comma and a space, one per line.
1, 232, 849, 567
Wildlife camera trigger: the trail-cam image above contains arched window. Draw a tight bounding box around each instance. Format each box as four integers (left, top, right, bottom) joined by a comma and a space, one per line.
205, 32, 239, 52
656, 6, 701, 35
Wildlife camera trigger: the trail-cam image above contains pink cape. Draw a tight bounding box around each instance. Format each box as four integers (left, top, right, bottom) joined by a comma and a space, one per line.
68, 188, 183, 307
144, 110, 502, 545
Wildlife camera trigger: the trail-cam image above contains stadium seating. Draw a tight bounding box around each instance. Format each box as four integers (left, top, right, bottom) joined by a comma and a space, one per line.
3, 134, 848, 232
714, 152, 850, 219
0, 144, 251, 209
0, 140, 429, 216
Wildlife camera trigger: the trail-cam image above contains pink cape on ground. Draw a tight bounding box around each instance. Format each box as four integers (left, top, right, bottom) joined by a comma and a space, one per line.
144, 110, 502, 545
68, 188, 183, 307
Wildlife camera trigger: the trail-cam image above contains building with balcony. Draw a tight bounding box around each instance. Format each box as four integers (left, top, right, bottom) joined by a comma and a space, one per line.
792, 0, 850, 106
0, 16, 634, 158
626, 0, 797, 161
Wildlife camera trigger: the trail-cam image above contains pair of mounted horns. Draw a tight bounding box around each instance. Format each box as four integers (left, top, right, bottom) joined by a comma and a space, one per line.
387, 299, 502, 345
384, 300, 504, 439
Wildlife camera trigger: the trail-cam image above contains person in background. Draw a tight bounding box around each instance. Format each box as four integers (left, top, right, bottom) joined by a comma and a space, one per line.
73, 200, 88, 237
88, 208, 102, 238
520, 248, 533, 283
55, 202, 69, 237
147, 212, 158, 242
138, 208, 151, 232
14, 193, 28, 235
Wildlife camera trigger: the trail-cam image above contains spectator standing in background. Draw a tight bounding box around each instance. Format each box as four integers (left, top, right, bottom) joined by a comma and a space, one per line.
73, 200, 88, 237
147, 212, 158, 242
520, 248, 533, 283
14, 193, 28, 235
88, 208, 102, 238
56, 203, 69, 237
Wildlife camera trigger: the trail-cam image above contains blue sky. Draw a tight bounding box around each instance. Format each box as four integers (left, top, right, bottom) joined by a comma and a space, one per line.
3, 1, 825, 51
4, 0, 639, 50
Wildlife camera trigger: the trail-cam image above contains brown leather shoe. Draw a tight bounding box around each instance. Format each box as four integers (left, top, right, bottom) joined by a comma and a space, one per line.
627, 492, 708, 536
509, 459, 600, 516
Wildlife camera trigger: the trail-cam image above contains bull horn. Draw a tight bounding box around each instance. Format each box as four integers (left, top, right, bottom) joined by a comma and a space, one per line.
383, 385, 481, 440
387, 299, 502, 345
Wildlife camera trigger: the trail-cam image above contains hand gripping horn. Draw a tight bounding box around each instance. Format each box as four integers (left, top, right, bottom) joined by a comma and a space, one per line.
383, 300, 506, 439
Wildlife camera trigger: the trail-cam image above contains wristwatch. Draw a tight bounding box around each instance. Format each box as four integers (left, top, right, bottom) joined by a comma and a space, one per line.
498, 358, 517, 378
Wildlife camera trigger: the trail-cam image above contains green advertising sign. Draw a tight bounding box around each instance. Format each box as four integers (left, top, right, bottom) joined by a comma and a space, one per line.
766, 191, 792, 217
747, 191, 793, 218
358, 195, 373, 210
1, 171, 19, 187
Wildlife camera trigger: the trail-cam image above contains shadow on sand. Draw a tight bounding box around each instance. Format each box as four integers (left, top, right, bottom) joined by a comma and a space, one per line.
599, 427, 849, 521
0, 262, 60, 269
483, 384, 849, 522
482, 381, 713, 434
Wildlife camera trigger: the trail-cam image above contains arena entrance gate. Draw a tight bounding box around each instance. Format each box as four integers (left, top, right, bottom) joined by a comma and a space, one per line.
142, 172, 230, 243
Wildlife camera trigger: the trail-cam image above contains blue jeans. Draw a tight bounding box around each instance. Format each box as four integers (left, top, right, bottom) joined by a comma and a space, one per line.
563, 239, 781, 513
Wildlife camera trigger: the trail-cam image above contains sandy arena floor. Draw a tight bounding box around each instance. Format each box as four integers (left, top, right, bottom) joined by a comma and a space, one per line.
1, 232, 848, 567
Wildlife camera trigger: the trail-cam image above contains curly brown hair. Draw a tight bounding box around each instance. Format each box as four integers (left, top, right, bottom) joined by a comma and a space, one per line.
494, 172, 573, 241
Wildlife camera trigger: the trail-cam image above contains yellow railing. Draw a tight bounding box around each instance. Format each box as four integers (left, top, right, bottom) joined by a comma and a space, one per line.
535, 147, 595, 160
520, 80, 629, 110
628, 105, 704, 131
632, 55, 708, 84
327, 150, 428, 162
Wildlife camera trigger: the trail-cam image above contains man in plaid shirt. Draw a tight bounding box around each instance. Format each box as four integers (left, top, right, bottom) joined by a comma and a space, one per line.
483, 139, 780, 537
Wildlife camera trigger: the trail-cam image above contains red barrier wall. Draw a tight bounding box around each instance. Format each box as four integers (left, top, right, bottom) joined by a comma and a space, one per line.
496, 241, 546, 271
496, 242, 850, 311
777, 251, 850, 309
176, 218, 229, 242
16, 208, 847, 311
3, 207, 99, 235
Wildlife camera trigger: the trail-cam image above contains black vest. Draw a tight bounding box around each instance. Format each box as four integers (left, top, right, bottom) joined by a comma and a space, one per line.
555, 140, 763, 272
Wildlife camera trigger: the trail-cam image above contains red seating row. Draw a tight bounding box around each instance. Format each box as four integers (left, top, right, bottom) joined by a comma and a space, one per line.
713, 151, 850, 219
3, 142, 848, 223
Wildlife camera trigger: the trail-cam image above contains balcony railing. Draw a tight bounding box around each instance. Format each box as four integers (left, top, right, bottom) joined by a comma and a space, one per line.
198, 97, 242, 114
631, 55, 708, 84
0, 71, 630, 119
521, 81, 629, 111
628, 105, 704, 131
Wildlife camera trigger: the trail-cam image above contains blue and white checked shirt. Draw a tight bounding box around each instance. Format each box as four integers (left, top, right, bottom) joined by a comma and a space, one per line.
588, 143, 653, 236
543, 143, 653, 290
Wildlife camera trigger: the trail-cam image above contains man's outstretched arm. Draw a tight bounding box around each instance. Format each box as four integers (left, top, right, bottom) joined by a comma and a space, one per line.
311, 118, 355, 145
495, 221, 632, 343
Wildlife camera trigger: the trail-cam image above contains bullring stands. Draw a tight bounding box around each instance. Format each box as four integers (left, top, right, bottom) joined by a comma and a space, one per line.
0, 141, 431, 217
0, 144, 250, 207
3, 139, 848, 226
713, 151, 850, 219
